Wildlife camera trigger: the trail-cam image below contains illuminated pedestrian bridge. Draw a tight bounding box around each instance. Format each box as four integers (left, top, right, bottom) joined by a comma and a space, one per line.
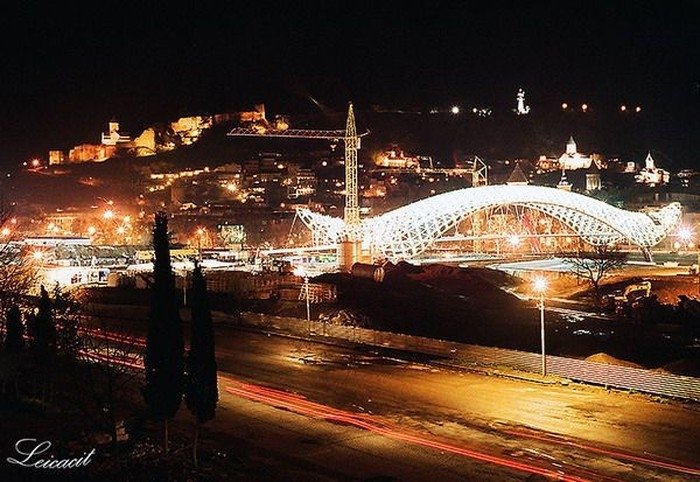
297, 185, 682, 260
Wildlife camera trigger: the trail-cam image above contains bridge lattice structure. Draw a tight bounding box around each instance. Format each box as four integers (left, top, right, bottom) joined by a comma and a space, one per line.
296, 185, 682, 260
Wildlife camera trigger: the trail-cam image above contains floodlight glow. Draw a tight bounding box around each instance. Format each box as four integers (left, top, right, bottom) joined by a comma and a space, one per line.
678, 227, 693, 242
533, 277, 547, 293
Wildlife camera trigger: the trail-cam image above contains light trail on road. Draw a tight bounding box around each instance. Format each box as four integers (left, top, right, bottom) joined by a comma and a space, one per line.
501, 425, 700, 477
50, 324, 700, 480
223, 377, 600, 482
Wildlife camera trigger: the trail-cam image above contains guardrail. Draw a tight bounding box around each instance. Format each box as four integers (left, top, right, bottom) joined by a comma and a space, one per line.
237, 312, 700, 402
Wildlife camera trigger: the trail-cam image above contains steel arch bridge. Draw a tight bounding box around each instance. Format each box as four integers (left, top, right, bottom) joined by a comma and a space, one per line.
297, 185, 682, 260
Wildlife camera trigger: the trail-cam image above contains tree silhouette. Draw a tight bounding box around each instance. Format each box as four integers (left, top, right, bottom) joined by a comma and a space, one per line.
564, 245, 628, 305
143, 211, 184, 454
185, 263, 218, 467
33, 285, 56, 358
4, 304, 23, 353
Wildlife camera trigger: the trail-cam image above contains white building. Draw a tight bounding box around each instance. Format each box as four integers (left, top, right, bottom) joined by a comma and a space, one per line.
635, 152, 670, 187
101, 119, 132, 146
558, 136, 594, 170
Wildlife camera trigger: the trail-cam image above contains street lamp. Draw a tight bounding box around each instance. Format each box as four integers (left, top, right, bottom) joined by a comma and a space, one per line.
677, 226, 693, 254
533, 276, 548, 376
294, 266, 311, 335
196, 227, 206, 260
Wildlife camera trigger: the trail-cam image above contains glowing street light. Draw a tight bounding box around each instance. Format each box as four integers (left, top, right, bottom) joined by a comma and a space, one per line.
561, 102, 568, 110
677, 226, 694, 254
195, 227, 206, 258
103, 209, 115, 220
1, 227, 10, 237
635, 106, 642, 113
508, 235, 521, 248
620, 105, 627, 112
451, 106, 460, 115
678, 227, 693, 243
533, 277, 548, 376
581, 103, 588, 112
294, 266, 311, 334
87, 226, 97, 236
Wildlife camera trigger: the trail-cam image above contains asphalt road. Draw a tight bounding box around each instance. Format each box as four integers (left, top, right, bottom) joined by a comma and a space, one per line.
204, 325, 700, 481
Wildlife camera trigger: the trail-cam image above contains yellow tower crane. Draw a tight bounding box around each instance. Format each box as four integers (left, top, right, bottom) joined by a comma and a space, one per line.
228, 102, 368, 271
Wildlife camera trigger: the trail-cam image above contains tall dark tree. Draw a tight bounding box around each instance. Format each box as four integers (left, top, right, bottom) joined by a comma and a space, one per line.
33, 285, 56, 357
143, 212, 184, 454
4, 304, 23, 353
185, 263, 218, 468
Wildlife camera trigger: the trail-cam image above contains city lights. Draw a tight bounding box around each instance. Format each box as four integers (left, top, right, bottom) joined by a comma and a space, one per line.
581, 103, 588, 112
451, 106, 460, 114
620, 105, 627, 112
561, 102, 568, 110
103, 209, 115, 220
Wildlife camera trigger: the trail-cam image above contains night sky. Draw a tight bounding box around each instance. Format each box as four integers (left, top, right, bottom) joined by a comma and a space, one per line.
0, 1, 698, 166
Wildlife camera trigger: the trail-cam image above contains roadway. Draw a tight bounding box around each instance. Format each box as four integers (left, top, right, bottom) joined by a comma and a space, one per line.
203, 325, 700, 480
84, 318, 700, 480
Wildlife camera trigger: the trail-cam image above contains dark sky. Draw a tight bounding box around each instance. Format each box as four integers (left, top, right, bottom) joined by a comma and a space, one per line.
0, 1, 698, 166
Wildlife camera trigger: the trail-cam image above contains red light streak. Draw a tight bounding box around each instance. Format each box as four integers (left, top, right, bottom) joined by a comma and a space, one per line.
223, 379, 592, 482
502, 426, 700, 477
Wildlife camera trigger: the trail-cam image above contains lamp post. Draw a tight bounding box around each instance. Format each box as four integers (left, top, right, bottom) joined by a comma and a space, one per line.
196, 227, 206, 261
533, 277, 548, 376
294, 267, 311, 335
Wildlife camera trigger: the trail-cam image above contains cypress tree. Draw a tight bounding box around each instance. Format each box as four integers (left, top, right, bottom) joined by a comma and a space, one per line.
143, 211, 184, 454
185, 263, 218, 467
33, 285, 56, 357
5, 305, 23, 353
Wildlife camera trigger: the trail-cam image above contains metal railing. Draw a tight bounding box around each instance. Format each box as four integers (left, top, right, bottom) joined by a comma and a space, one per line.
237, 312, 700, 402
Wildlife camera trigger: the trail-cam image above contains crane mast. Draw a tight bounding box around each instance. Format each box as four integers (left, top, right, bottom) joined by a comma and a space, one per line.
343, 102, 360, 227
227, 102, 365, 271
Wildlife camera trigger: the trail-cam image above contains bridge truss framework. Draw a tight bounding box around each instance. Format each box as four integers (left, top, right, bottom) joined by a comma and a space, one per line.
296, 184, 683, 261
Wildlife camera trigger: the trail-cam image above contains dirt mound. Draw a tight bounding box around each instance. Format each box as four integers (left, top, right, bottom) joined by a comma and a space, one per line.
408, 264, 520, 288
658, 358, 700, 377
315, 263, 534, 350
585, 352, 644, 368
